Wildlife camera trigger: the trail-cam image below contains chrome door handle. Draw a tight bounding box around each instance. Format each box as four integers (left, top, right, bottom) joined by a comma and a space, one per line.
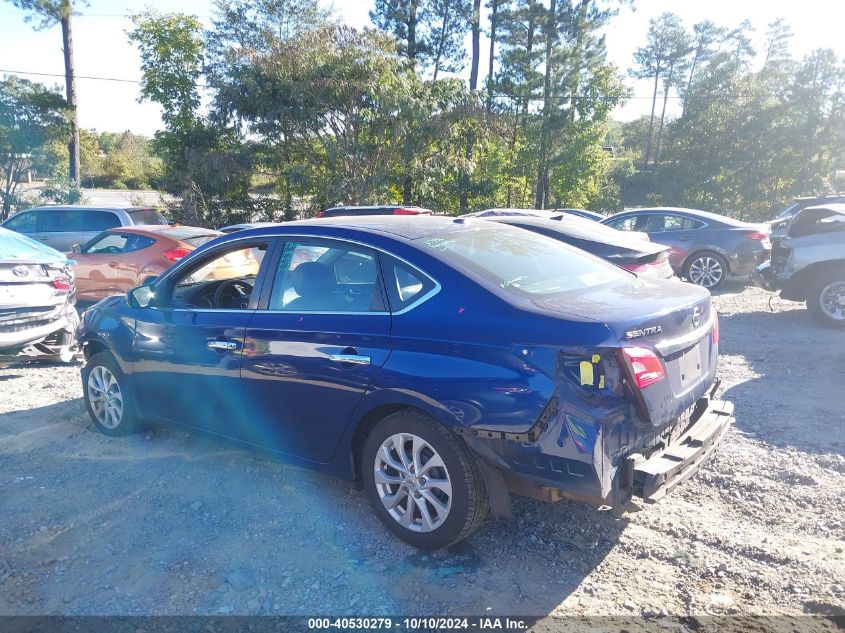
329, 354, 371, 365
207, 340, 239, 351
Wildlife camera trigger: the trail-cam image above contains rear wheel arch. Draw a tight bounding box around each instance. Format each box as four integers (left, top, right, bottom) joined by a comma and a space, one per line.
351, 403, 414, 480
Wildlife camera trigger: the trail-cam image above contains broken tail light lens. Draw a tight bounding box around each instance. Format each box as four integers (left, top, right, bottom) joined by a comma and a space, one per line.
163, 247, 191, 262
743, 231, 769, 241
622, 347, 665, 389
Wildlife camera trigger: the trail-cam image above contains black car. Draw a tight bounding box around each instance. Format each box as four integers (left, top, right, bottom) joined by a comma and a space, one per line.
317, 205, 433, 218
473, 214, 675, 279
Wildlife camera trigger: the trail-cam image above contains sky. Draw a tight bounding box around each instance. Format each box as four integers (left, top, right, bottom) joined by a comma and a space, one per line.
1, 0, 844, 137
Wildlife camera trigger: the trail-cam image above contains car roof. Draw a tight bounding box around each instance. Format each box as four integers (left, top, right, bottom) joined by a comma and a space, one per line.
23, 205, 156, 212
106, 225, 221, 240
231, 215, 475, 242
802, 203, 845, 214
608, 207, 749, 227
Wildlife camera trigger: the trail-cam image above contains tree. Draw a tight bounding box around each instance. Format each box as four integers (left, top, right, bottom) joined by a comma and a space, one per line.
370, 0, 421, 63
0, 77, 70, 219
129, 11, 204, 132
762, 18, 793, 72
7, 0, 82, 186
681, 20, 725, 117
630, 12, 689, 165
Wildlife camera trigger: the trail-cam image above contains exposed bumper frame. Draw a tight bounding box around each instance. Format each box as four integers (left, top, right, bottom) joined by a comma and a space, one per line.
630, 398, 734, 502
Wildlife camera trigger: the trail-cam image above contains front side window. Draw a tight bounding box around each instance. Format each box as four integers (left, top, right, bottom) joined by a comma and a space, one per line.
421, 225, 628, 296
171, 242, 268, 310
83, 233, 129, 254
4, 211, 39, 233
607, 215, 647, 232
269, 241, 382, 312
41, 210, 83, 233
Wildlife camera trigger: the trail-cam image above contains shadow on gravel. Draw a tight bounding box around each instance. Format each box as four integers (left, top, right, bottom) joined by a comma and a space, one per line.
718, 306, 845, 456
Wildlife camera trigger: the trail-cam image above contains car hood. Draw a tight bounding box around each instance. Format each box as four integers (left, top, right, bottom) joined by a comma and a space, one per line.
0, 226, 72, 265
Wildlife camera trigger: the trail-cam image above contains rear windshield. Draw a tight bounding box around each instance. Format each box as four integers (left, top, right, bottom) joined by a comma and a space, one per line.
181, 234, 220, 248
128, 208, 168, 225
420, 225, 629, 296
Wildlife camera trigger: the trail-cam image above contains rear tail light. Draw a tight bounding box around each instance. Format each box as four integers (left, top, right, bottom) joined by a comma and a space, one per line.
743, 231, 769, 240
712, 311, 719, 345
622, 347, 665, 389
52, 277, 72, 292
163, 247, 191, 262
315, 211, 325, 218
393, 208, 421, 215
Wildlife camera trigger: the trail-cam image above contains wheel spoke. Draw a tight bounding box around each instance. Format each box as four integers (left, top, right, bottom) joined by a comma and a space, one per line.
400, 495, 417, 527
374, 469, 403, 485
416, 496, 435, 531
421, 477, 451, 497
420, 489, 449, 516
378, 444, 405, 474
418, 453, 444, 477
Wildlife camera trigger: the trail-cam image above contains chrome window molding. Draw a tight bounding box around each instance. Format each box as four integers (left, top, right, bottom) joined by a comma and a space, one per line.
160, 231, 442, 317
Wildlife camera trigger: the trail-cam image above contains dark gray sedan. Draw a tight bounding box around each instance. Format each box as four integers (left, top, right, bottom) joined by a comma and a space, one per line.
602, 207, 771, 289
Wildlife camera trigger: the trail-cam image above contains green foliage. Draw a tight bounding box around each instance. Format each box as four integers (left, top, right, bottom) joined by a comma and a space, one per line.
0, 76, 70, 219
128, 10, 204, 131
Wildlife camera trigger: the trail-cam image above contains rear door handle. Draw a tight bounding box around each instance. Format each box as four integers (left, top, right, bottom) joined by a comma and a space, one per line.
207, 340, 240, 351
329, 354, 370, 365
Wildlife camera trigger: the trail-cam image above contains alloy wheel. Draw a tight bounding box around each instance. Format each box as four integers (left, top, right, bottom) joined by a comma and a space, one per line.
87, 365, 124, 429
820, 281, 845, 322
373, 433, 453, 533
688, 256, 724, 288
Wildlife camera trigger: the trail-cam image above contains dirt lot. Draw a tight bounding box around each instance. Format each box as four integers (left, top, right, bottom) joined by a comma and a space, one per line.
1, 283, 843, 619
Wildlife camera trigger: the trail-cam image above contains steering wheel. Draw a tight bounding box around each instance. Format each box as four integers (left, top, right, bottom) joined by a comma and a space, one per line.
212, 279, 253, 309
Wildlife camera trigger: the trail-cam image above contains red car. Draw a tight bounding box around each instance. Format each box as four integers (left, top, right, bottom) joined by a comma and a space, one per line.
69, 225, 258, 302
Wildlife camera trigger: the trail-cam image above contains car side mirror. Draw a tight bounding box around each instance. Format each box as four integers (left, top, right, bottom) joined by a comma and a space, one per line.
71, 244, 81, 254
127, 284, 156, 309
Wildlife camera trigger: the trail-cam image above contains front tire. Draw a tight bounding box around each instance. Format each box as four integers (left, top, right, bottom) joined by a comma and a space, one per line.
82, 351, 141, 436
362, 410, 488, 550
684, 252, 728, 289
806, 268, 845, 329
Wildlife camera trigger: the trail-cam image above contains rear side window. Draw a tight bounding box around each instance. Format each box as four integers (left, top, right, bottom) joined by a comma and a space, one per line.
269, 240, 384, 312
421, 225, 628, 296
41, 210, 83, 233
84, 211, 121, 232
125, 235, 156, 252
382, 256, 436, 311
4, 211, 39, 232
648, 215, 704, 232
127, 208, 168, 225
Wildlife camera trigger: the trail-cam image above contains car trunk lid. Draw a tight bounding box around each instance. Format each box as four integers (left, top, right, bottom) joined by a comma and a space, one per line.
533, 278, 718, 427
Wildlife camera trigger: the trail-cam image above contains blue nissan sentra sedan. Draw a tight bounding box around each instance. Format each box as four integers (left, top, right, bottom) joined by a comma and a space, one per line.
77, 216, 733, 549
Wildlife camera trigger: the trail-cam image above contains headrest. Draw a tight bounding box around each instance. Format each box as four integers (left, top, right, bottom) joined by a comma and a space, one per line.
290, 262, 336, 298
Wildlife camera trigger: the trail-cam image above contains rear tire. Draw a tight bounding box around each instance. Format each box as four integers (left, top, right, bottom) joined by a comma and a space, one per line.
361, 410, 488, 550
684, 252, 728, 289
806, 268, 845, 329
82, 351, 141, 436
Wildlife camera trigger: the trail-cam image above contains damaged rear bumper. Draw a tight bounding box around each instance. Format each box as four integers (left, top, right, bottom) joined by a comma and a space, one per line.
629, 398, 733, 502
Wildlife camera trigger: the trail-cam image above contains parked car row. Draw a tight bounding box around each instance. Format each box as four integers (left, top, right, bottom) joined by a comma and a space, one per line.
13, 196, 837, 549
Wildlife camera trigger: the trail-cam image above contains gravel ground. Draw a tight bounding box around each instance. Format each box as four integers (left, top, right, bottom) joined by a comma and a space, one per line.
0, 283, 843, 620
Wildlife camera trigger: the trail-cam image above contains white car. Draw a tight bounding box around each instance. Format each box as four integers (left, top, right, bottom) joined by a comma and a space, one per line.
0, 227, 79, 364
